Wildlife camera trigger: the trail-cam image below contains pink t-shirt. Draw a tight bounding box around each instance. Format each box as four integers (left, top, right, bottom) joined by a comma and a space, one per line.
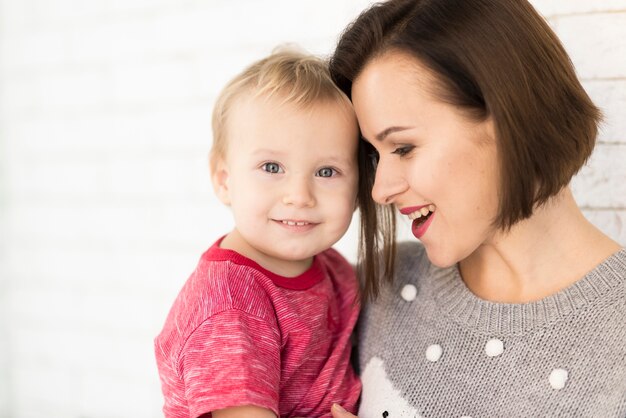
154, 238, 361, 417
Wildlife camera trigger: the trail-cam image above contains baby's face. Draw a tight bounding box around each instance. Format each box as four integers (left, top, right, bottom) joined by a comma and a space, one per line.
214, 94, 359, 274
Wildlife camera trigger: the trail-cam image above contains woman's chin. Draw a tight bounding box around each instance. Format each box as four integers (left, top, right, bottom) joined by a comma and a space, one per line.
423, 246, 460, 269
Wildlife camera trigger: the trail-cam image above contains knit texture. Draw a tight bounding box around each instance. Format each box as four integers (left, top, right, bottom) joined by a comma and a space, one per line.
357, 242, 626, 418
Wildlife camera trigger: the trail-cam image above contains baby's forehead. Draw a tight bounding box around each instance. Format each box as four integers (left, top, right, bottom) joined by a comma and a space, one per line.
228, 91, 357, 131
224, 93, 358, 159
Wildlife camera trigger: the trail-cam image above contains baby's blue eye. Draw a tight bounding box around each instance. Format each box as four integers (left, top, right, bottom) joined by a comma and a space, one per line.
262, 162, 282, 174
316, 167, 336, 178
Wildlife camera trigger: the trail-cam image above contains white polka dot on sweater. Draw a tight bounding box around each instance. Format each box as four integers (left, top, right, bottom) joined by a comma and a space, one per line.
426, 344, 443, 362
401, 284, 417, 301
549, 368, 569, 390
485, 338, 504, 357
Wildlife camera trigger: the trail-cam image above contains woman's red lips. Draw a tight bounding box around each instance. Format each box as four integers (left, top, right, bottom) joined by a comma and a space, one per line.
399, 205, 430, 215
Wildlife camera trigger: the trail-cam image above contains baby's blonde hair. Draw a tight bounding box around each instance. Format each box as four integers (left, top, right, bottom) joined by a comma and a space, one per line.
210, 47, 353, 171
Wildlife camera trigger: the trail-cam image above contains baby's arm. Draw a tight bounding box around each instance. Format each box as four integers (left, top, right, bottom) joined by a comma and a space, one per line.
330, 404, 357, 418
211, 405, 277, 418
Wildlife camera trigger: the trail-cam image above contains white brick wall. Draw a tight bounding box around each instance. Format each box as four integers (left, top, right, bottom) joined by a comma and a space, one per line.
0, 1, 624, 417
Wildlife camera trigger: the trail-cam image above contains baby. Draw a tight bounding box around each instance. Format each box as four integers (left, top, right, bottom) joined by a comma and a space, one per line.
154, 49, 362, 418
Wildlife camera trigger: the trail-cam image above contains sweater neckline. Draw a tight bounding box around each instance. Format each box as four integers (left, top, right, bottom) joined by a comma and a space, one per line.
431, 248, 626, 336
204, 236, 326, 290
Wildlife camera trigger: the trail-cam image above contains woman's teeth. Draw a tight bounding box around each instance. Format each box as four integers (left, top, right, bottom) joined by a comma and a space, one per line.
407, 205, 435, 220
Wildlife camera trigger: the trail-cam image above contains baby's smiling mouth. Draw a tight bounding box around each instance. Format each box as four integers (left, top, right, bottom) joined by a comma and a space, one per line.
281, 220, 311, 226
272, 219, 320, 228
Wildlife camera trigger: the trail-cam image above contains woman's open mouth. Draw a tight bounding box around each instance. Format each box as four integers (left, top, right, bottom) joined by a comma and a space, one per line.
401, 205, 435, 239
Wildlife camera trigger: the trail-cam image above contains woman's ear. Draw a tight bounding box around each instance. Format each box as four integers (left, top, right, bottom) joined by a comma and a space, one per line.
211, 157, 231, 206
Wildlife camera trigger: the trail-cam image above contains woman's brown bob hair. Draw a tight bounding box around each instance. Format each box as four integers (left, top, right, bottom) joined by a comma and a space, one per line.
330, 0, 601, 300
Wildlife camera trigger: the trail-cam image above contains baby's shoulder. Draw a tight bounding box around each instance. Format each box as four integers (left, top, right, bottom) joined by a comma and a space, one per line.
176, 256, 276, 321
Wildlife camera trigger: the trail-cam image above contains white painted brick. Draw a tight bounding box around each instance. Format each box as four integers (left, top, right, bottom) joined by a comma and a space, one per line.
76, 288, 168, 338
105, 152, 205, 197
9, 361, 77, 418
110, 59, 197, 105
114, 248, 203, 293
6, 203, 104, 246
556, 12, 626, 80
0, 74, 41, 115
8, 325, 80, 379
194, 50, 267, 102
37, 69, 109, 109
9, 312, 158, 385
109, 0, 178, 14
31, 0, 109, 26
0, 30, 69, 73
0, 0, 35, 34
584, 80, 626, 144
69, 18, 161, 65
571, 144, 626, 208
7, 283, 77, 329
71, 331, 157, 377
0, 267, 8, 417
115, 105, 212, 151
583, 209, 626, 245
2, 105, 212, 158
6, 157, 106, 199
67, 22, 121, 65
4, 243, 113, 286
78, 371, 162, 418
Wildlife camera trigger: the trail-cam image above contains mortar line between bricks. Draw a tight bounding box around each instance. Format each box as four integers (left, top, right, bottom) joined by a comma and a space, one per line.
596, 141, 626, 146
580, 207, 626, 211
547, 9, 626, 19
583, 77, 626, 82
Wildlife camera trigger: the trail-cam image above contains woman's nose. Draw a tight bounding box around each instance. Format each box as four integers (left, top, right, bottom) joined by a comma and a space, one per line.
371, 157, 407, 205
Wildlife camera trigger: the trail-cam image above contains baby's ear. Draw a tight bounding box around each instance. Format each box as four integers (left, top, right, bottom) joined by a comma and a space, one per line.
210, 157, 231, 206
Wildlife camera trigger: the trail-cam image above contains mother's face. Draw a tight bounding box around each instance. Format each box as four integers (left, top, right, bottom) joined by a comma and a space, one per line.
351, 52, 501, 267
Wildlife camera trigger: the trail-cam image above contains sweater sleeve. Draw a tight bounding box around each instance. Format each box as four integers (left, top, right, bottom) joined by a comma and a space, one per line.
172, 309, 281, 417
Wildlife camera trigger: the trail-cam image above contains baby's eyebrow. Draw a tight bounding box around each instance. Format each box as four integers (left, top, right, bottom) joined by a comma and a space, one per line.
320, 156, 355, 167
250, 148, 286, 157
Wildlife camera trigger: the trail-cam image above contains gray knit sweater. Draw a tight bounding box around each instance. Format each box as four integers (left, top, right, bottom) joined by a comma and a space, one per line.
357, 242, 626, 418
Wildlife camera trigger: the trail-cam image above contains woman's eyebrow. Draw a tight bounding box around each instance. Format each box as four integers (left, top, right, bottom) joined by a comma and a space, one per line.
375, 126, 413, 142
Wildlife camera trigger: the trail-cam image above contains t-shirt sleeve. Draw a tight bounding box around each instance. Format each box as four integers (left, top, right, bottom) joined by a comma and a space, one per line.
179, 308, 281, 417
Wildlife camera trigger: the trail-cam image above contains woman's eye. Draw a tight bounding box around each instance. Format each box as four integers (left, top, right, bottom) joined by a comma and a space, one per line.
391, 145, 415, 156
316, 167, 336, 178
262, 162, 282, 173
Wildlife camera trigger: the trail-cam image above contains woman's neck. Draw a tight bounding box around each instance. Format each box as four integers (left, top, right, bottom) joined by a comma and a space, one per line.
459, 187, 621, 303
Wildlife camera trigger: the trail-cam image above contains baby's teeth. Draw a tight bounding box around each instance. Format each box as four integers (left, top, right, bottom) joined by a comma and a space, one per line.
282, 220, 308, 226
420, 207, 430, 216
428, 204, 435, 212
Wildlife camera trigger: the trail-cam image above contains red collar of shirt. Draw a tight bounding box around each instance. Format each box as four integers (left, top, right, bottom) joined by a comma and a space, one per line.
203, 236, 325, 290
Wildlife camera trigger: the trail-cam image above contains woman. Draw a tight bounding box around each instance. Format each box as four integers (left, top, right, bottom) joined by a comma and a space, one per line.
329, 0, 626, 417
